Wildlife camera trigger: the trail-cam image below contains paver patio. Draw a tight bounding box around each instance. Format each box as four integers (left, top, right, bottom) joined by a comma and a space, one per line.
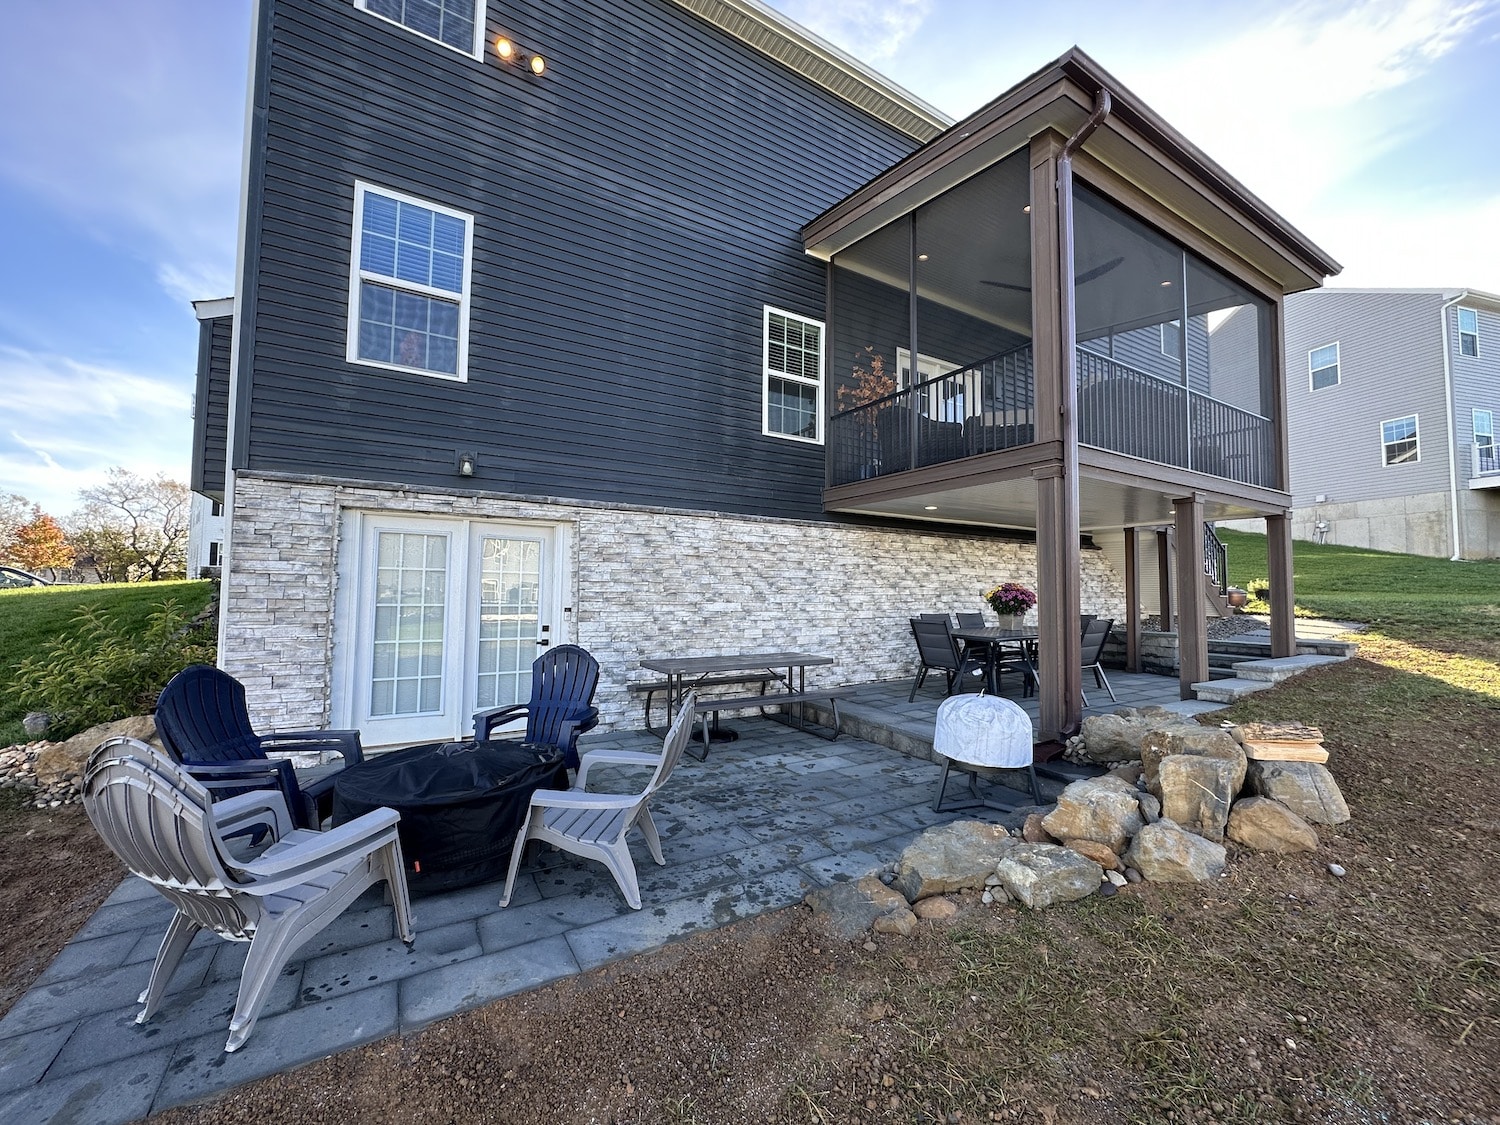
0, 672, 1219, 1123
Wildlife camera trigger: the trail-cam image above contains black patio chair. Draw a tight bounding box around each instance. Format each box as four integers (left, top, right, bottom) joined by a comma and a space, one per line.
908, 618, 987, 702
1080, 616, 1117, 705
156, 664, 365, 830
473, 643, 600, 770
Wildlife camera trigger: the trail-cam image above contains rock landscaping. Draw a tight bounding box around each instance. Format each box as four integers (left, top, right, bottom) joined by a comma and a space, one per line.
808, 707, 1351, 935
0, 716, 160, 810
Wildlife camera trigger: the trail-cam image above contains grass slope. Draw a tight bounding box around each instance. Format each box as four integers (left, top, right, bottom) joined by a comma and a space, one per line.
0, 580, 215, 745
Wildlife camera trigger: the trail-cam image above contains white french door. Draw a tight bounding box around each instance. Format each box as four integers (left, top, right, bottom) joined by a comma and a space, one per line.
334, 514, 568, 747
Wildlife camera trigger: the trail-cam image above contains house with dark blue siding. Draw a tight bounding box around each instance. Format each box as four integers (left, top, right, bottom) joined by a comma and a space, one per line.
194, 0, 1339, 747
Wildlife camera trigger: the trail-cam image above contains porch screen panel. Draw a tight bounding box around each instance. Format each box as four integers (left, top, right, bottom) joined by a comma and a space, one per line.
1187, 255, 1275, 487
913, 148, 1033, 457
371, 532, 447, 716
474, 537, 542, 710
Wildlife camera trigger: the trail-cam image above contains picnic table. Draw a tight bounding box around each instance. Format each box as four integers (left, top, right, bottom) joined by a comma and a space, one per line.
634, 651, 848, 758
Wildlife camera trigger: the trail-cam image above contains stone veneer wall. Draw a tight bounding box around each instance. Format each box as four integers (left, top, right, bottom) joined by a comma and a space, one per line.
222, 473, 1128, 734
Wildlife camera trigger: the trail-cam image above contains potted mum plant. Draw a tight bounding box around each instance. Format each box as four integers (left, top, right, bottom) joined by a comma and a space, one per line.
984, 581, 1036, 629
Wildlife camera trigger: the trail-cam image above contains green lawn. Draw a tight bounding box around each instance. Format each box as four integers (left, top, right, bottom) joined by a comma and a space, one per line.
0, 580, 216, 745
1218, 530, 1500, 690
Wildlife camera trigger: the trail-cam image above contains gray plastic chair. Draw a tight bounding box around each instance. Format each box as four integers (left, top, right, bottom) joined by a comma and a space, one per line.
81, 736, 413, 1052
500, 691, 699, 910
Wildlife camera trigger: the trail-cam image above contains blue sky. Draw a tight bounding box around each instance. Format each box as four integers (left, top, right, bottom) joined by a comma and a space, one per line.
2, 0, 1497, 517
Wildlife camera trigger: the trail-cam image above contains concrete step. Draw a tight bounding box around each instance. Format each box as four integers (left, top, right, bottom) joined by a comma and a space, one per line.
1208, 637, 1359, 659
1231, 654, 1346, 682
1190, 677, 1276, 703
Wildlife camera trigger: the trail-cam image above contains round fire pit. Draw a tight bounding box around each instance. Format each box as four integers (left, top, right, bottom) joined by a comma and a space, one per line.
331, 740, 566, 893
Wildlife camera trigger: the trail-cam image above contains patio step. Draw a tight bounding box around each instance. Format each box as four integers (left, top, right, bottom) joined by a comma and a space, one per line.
1231, 654, 1345, 682
1190, 677, 1276, 703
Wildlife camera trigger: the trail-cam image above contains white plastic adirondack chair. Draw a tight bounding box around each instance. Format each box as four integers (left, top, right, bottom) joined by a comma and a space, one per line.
81, 736, 413, 1052
499, 690, 698, 910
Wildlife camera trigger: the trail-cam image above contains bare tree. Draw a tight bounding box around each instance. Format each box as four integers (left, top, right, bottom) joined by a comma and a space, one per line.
71, 468, 191, 581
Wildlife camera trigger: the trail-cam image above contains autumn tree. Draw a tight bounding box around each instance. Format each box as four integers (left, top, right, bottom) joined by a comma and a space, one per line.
70, 468, 190, 582
10, 512, 74, 577
0, 492, 35, 562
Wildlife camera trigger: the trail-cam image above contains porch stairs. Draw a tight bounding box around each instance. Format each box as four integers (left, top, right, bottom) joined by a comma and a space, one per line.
1191, 653, 1348, 703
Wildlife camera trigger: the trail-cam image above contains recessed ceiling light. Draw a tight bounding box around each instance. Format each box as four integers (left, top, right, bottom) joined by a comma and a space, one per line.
924, 505, 938, 510
1022, 205, 1032, 213
918, 253, 929, 261
1160, 280, 1173, 287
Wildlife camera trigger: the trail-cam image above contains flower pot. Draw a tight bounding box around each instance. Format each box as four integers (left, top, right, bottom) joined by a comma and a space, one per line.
993, 614, 1021, 631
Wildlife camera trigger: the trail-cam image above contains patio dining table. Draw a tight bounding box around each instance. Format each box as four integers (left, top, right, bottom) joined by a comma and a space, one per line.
951, 626, 1039, 697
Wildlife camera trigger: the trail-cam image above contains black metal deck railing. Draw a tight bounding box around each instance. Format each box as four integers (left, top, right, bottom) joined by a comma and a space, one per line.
829, 343, 1278, 491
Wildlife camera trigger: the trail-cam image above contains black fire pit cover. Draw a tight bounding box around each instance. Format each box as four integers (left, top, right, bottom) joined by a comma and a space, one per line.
331, 740, 567, 893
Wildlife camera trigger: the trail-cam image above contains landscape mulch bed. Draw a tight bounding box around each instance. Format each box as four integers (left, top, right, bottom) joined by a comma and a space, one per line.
3, 658, 1497, 1123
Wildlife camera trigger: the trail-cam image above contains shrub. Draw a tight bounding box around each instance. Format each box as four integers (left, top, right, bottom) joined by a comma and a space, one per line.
1245, 578, 1271, 614
12, 598, 216, 739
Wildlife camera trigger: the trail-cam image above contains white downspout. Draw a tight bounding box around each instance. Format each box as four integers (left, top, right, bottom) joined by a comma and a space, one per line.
1439, 292, 1464, 560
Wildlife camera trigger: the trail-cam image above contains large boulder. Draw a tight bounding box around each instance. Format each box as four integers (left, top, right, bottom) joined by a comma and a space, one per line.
1041, 775, 1144, 853
1157, 754, 1243, 842
892, 820, 1017, 902
1226, 797, 1320, 853
806, 875, 912, 940
1244, 761, 1349, 825
1077, 713, 1149, 763
34, 716, 160, 786
1065, 838, 1121, 872
1124, 819, 1227, 883
996, 844, 1102, 908
1141, 726, 1245, 797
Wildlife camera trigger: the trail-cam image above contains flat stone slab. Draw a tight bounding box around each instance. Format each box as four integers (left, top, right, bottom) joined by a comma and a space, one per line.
1232, 654, 1345, 682
1191, 678, 1276, 703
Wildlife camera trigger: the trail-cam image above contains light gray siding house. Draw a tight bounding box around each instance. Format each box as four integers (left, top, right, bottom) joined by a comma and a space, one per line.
1273, 288, 1500, 559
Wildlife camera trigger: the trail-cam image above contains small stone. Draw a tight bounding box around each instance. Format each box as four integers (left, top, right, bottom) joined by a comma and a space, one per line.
879, 872, 895, 884
981, 890, 993, 905
1328, 863, 1347, 878
913, 896, 960, 921
984, 872, 1003, 887
1124, 867, 1142, 883
1097, 881, 1118, 897
873, 908, 918, 937
1105, 870, 1127, 887
862, 940, 878, 952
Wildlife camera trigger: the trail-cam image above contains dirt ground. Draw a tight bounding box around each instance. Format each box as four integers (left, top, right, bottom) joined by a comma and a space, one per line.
4, 658, 1498, 1123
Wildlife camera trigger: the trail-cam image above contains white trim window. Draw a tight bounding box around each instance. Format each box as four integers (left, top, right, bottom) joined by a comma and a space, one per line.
1458, 307, 1480, 358
763, 307, 824, 443
1475, 409, 1495, 469
348, 183, 473, 381
356, 0, 483, 57
1309, 342, 1340, 391
1160, 319, 1182, 360
1381, 414, 1419, 466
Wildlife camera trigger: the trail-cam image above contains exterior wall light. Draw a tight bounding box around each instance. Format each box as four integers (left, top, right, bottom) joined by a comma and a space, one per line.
494, 36, 545, 76
457, 451, 477, 477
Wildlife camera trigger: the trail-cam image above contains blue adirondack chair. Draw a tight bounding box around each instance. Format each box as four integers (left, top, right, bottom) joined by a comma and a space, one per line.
155, 664, 364, 829
473, 644, 600, 769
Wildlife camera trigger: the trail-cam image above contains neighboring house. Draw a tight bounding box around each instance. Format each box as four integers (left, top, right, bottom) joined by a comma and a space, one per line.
192, 0, 1335, 749
1274, 289, 1499, 559
186, 493, 226, 579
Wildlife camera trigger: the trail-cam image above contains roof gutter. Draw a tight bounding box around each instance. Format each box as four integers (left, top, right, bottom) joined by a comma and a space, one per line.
1439, 292, 1465, 560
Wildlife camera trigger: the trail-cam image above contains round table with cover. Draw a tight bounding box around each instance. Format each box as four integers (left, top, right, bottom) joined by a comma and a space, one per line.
331, 740, 567, 893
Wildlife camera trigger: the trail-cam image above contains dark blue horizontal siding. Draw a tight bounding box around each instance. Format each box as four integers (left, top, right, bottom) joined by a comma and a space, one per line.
192, 315, 231, 496
241, 0, 919, 518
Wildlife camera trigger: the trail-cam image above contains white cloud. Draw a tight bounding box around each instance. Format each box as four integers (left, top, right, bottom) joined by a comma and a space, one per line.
776, 0, 934, 62
0, 347, 194, 516
1308, 193, 1500, 290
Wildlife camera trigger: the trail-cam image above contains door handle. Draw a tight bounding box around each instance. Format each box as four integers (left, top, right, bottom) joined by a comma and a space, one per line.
536, 639, 550, 647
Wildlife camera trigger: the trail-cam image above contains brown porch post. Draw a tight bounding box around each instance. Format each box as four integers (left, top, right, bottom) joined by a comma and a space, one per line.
1030, 130, 1081, 739
1267, 510, 1296, 657
1124, 527, 1140, 673
1173, 495, 1208, 699
1155, 527, 1173, 631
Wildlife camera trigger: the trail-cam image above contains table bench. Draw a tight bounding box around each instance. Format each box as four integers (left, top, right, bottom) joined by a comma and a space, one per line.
627, 672, 784, 733
687, 688, 853, 755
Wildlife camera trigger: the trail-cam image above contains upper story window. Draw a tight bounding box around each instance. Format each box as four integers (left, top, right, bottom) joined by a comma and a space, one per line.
763, 307, 824, 444
1381, 414, 1419, 466
357, 0, 482, 56
1160, 319, 1182, 359
1458, 307, 1480, 358
1475, 409, 1495, 470
1309, 342, 1340, 390
348, 183, 473, 381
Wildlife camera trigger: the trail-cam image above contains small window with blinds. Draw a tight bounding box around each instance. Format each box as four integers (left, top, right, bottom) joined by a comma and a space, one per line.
1309, 342, 1340, 391
763, 307, 824, 443
1458, 307, 1479, 358
347, 183, 473, 380
356, 0, 482, 57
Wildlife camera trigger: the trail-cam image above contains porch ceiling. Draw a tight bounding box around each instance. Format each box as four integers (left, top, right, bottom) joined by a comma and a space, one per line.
825, 462, 1282, 533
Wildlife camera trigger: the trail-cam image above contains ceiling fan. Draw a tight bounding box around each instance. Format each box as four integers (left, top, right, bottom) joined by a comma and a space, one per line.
979, 255, 1124, 292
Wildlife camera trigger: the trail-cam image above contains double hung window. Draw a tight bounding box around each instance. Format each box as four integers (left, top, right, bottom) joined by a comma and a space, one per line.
1381, 414, 1419, 466
763, 307, 824, 443
348, 183, 473, 380
1475, 409, 1495, 472
1458, 307, 1480, 358
357, 0, 482, 56
1309, 342, 1340, 391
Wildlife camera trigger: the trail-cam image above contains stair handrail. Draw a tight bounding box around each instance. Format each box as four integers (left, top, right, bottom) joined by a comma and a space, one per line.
1202, 523, 1228, 596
